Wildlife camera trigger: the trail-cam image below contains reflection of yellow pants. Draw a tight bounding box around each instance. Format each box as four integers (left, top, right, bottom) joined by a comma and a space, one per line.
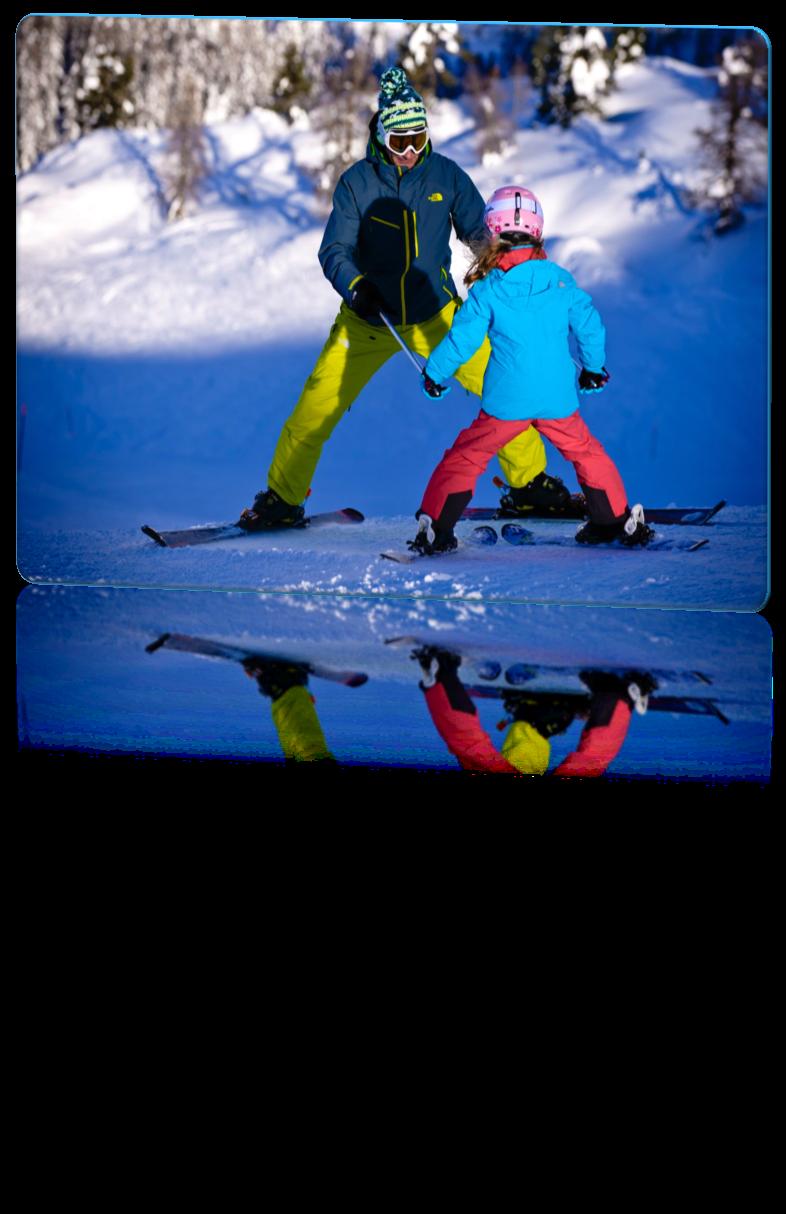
268, 299, 547, 505
271, 686, 333, 762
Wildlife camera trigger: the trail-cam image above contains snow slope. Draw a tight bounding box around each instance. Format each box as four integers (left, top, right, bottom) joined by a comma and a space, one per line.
17, 59, 769, 608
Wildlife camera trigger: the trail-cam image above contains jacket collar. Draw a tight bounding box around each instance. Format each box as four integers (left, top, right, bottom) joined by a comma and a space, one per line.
497, 245, 548, 271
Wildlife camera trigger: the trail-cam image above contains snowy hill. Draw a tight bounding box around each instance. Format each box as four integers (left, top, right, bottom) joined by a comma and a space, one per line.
17, 59, 768, 609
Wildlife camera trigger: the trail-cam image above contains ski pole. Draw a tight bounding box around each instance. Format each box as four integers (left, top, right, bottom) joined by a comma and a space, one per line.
378, 311, 427, 377
378, 311, 451, 397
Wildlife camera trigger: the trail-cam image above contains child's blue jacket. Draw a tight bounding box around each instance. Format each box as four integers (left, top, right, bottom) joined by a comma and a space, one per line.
424, 260, 607, 420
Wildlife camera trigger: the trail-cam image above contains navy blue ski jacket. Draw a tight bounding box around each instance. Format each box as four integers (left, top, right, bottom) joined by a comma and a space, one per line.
318, 138, 487, 327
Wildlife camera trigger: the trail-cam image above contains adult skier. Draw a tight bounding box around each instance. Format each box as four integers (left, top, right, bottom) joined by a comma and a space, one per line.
239, 66, 568, 529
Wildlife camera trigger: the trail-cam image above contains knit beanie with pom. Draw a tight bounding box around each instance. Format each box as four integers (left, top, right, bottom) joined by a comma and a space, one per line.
376, 66, 428, 135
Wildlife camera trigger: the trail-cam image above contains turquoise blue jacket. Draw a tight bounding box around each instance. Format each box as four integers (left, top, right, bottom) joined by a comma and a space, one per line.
318, 139, 487, 327
424, 260, 607, 420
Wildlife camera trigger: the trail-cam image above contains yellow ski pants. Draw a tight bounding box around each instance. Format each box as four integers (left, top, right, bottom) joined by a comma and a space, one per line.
267, 298, 548, 505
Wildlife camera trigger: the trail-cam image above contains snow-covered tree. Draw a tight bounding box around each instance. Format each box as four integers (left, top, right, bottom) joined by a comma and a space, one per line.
397, 22, 463, 97
693, 37, 768, 233
532, 25, 611, 126
309, 30, 376, 209
609, 27, 647, 78
74, 40, 135, 131
270, 40, 313, 121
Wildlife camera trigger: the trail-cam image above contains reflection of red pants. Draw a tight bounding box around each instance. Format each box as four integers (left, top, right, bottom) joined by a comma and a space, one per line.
421, 409, 628, 528
553, 695, 632, 777
425, 682, 519, 773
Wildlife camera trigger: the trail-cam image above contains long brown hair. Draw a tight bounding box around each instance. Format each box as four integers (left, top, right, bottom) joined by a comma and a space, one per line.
464, 234, 545, 287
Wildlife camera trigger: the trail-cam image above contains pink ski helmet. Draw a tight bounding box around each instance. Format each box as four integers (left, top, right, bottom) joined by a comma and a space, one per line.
483, 186, 544, 240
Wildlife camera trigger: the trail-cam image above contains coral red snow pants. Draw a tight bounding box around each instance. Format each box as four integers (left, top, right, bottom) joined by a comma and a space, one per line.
420, 409, 629, 531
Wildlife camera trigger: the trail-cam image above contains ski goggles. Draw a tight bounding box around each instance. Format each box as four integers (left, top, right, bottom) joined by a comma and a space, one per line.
383, 127, 429, 155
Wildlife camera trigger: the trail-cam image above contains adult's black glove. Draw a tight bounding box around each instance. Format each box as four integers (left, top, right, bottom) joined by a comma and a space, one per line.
349, 278, 386, 321
578, 367, 610, 393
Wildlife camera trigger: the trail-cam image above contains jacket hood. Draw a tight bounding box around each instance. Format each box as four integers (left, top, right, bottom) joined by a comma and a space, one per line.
487, 260, 567, 308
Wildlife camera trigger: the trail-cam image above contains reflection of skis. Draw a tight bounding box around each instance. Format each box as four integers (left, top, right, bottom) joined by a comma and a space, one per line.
464, 685, 730, 725
384, 636, 713, 688
146, 632, 368, 687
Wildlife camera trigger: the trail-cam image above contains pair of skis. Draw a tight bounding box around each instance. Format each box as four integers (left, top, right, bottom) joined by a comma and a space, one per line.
141, 500, 724, 551
379, 520, 711, 564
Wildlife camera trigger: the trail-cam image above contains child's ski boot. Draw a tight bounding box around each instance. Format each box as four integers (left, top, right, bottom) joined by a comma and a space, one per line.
239, 487, 305, 530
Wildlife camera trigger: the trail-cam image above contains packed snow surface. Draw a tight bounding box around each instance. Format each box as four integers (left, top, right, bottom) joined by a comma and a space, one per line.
18, 59, 768, 608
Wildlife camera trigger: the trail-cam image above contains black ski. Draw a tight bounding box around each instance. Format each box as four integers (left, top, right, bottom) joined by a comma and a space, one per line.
145, 632, 368, 687
462, 497, 726, 526
464, 684, 730, 724
384, 636, 713, 688
499, 522, 710, 553
142, 507, 364, 548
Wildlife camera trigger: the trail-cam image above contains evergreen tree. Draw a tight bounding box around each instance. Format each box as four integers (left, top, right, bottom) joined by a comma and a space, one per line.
608, 27, 647, 83
309, 32, 375, 209
693, 37, 768, 233
74, 41, 135, 131
271, 41, 313, 121
532, 25, 611, 127
397, 22, 463, 97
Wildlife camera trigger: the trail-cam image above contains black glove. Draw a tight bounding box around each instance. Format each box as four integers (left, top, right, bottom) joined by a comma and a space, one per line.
422, 373, 448, 399
349, 278, 386, 321
578, 367, 610, 393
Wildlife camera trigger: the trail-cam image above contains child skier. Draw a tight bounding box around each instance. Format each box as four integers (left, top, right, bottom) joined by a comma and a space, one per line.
408, 185, 654, 555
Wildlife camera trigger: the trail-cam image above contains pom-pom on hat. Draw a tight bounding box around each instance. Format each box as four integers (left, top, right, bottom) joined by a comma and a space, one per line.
377, 66, 428, 134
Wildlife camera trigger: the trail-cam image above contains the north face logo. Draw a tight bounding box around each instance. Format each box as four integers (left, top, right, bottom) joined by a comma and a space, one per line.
428, 193, 443, 202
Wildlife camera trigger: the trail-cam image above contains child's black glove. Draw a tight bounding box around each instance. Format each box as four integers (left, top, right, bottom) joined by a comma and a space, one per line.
349, 278, 386, 321
421, 372, 450, 399
578, 367, 610, 393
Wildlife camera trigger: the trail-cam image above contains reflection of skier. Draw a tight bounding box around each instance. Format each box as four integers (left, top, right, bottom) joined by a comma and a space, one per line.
413, 646, 656, 777
409, 185, 654, 555
240, 68, 569, 530
242, 656, 336, 764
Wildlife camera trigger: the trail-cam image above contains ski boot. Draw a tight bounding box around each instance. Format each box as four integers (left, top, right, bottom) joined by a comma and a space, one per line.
579, 669, 658, 715
502, 691, 578, 738
238, 487, 305, 531
242, 655, 309, 701
499, 472, 572, 516
575, 504, 655, 547
406, 514, 458, 558
410, 644, 462, 689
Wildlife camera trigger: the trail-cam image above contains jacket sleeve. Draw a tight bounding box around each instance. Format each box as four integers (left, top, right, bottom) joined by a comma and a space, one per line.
317, 174, 365, 305
450, 164, 488, 245
424, 285, 490, 384
567, 280, 606, 372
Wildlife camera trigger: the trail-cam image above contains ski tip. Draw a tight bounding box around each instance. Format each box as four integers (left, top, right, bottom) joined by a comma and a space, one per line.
688, 538, 710, 552
145, 632, 171, 654
342, 508, 365, 522
347, 673, 369, 688
141, 524, 167, 547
